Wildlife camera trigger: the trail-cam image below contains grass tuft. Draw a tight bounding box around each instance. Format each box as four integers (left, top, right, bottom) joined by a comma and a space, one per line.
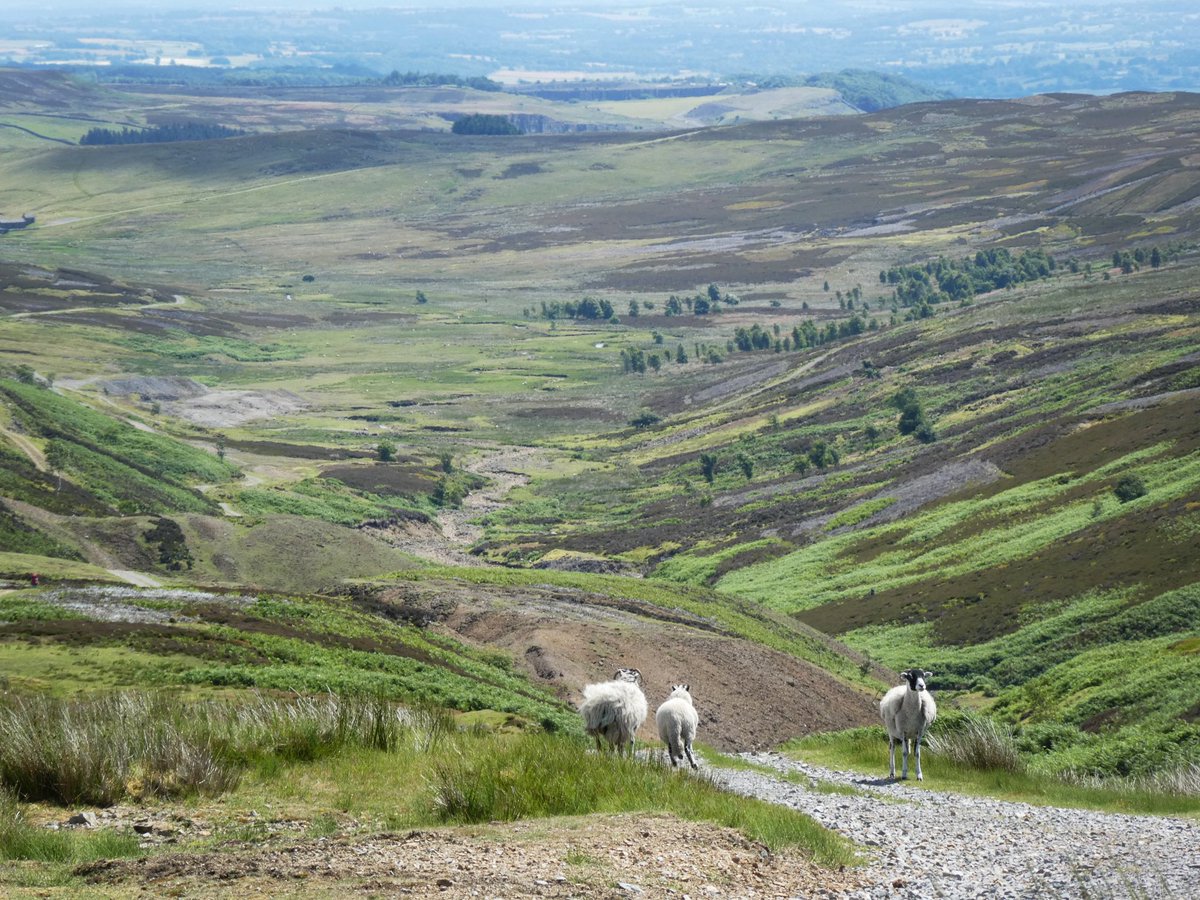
926, 712, 1025, 773
0, 786, 140, 863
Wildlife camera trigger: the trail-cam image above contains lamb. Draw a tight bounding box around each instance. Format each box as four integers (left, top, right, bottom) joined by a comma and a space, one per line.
655, 683, 699, 770
579, 667, 647, 755
880, 669, 937, 781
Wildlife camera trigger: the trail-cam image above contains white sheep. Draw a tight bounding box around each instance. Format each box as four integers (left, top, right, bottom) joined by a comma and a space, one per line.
880, 669, 937, 781
656, 683, 699, 770
579, 668, 647, 755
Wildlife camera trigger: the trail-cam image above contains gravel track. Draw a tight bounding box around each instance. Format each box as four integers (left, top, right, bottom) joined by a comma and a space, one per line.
712, 752, 1200, 899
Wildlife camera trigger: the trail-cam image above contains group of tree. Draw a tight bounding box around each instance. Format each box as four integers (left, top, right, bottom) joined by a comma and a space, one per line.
1108, 242, 1191, 274
618, 314, 877, 376
381, 70, 502, 92
540, 297, 616, 321
80, 122, 245, 145
451, 114, 522, 135
879, 248, 1057, 316
663, 284, 739, 316
729, 316, 876, 356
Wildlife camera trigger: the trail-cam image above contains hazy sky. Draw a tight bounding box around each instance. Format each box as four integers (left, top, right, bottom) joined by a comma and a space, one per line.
1, 0, 1145, 13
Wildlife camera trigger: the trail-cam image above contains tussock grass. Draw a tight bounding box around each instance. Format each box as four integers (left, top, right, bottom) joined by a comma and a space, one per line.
0, 692, 446, 806
430, 732, 857, 864
925, 712, 1024, 773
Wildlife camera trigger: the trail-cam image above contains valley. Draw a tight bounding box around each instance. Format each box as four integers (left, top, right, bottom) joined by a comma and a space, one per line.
0, 66, 1198, 896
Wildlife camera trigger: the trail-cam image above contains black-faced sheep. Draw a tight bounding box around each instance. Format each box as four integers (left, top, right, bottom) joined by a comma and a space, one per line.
579, 668, 647, 755
880, 669, 937, 781
655, 684, 699, 770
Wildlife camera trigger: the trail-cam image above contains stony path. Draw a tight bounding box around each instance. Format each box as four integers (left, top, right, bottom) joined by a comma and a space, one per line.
398, 444, 549, 567
712, 752, 1200, 899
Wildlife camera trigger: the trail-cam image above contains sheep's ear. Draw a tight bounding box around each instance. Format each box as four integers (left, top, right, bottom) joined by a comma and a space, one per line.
683, 683, 689, 692
899, 670, 910, 679
923, 671, 933, 678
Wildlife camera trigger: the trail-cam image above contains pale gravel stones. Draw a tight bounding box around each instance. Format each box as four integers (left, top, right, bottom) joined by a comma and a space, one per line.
713, 752, 1200, 899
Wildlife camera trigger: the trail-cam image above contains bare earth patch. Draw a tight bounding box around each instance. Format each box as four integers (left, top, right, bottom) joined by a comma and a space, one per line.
76, 813, 866, 898
445, 596, 879, 751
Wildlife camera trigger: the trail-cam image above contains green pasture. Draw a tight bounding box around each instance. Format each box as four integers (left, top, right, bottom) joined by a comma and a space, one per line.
716, 438, 1200, 614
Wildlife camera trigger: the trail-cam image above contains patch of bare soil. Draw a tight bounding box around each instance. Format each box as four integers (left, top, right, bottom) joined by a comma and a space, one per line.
166, 389, 309, 428
77, 814, 867, 898
87, 375, 309, 428
384, 578, 879, 751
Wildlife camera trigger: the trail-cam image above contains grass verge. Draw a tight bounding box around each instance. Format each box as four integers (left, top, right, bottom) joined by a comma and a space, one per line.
0, 691, 857, 870
786, 725, 1200, 818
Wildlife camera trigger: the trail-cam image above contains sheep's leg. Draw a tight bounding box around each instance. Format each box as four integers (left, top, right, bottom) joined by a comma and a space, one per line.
684, 740, 698, 771
914, 736, 924, 781
887, 736, 897, 779
901, 738, 910, 780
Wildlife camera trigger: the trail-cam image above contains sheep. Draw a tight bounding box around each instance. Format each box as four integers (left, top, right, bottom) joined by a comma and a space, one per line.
579, 667, 647, 755
880, 669, 937, 781
656, 683, 699, 770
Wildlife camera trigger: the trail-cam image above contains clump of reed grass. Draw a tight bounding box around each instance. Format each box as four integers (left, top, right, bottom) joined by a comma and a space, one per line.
925, 712, 1026, 773
0, 691, 448, 806
1057, 762, 1200, 798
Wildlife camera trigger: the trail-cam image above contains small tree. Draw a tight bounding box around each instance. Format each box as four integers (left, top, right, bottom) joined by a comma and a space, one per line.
1113, 474, 1147, 503
807, 441, 839, 469
737, 453, 753, 480
439, 451, 454, 473
699, 453, 718, 484
377, 440, 396, 462
416, 290, 428, 304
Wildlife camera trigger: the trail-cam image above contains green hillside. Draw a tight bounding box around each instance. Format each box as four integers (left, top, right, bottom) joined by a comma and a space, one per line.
2, 83, 1198, 804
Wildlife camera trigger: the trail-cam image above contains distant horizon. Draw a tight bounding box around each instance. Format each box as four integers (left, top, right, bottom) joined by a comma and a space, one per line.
2, 0, 1196, 98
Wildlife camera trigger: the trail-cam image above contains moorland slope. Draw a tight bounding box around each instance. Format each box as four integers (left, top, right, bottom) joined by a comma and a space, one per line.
0, 83, 1197, 879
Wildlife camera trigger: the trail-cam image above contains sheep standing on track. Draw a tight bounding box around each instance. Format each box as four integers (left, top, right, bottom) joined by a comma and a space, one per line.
880, 669, 937, 781
656, 683, 699, 770
579, 668, 647, 755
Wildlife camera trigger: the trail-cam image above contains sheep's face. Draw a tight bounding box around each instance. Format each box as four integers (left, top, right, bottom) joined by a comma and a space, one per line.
613, 668, 643, 686
669, 683, 692, 701
900, 670, 932, 692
